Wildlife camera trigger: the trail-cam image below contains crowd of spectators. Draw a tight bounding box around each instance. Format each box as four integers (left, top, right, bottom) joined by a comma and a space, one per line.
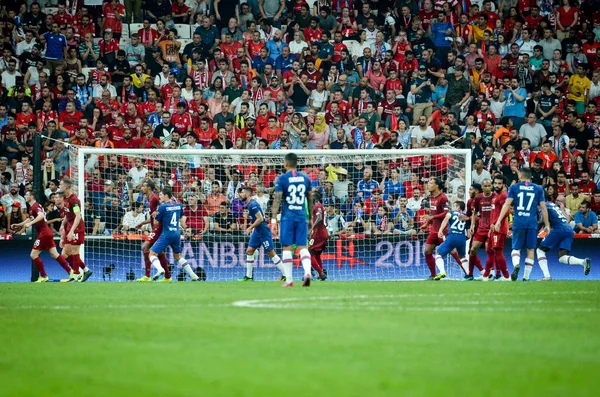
1, 0, 600, 238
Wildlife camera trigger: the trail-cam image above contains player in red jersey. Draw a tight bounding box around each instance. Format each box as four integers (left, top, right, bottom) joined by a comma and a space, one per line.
423, 177, 466, 279
58, 178, 93, 282
308, 192, 329, 281
135, 181, 172, 282
486, 175, 510, 280
465, 183, 484, 276
11, 191, 72, 282
467, 179, 496, 280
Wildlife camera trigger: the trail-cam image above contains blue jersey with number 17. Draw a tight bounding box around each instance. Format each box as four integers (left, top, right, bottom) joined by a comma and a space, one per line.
507, 181, 545, 230
155, 200, 183, 237
276, 170, 312, 220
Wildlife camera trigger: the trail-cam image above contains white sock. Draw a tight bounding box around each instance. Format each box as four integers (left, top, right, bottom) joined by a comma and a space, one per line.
524, 258, 534, 280
559, 255, 585, 266
460, 257, 469, 274
271, 254, 284, 275
536, 249, 551, 278
246, 255, 254, 278
511, 250, 521, 268
80, 265, 90, 272
179, 258, 199, 280
435, 254, 446, 274
299, 248, 312, 277
149, 255, 162, 272
282, 250, 293, 282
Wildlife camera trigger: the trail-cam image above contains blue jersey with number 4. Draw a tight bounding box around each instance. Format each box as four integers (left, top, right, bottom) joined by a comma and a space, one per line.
156, 200, 183, 237
508, 181, 545, 230
247, 199, 271, 236
447, 210, 467, 236
276, 170, 311, 220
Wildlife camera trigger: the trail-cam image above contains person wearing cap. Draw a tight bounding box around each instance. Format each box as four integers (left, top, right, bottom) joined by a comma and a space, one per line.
411, 64, 435, 123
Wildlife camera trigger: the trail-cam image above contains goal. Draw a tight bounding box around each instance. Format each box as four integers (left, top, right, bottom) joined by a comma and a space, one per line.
71, 148, 472, 281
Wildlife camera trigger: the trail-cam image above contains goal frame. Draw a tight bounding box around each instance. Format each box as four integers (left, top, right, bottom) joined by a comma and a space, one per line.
76, 148, 473, 265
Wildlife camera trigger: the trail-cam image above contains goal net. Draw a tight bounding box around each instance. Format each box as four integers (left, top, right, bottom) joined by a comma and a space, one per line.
71, 148, 472, 282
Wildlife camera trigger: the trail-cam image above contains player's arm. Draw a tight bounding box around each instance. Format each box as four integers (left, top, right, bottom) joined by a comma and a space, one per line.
307, 190, 314, 230
438, 212, 452, 239
493, 197, 513, 232
470, 207, 479, 234
246, 208, 263, 235
271, 191, 282, 220
538, 201, 551, 234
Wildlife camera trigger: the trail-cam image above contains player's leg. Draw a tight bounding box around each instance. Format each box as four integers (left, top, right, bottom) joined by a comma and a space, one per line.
535, 230, 562, 281
450, 250, 465, 273
72, 243, 93, 282
555, 230, 591, 275
242, 245, 257, 281
510, 230, 525, 281
434, 240, 451, 280
295, 219, 312, 287
279, 219, 295, 287
48, 246, 72, 276
158, 253, 171, 279
522, 229, 538, 281
309, 249, 324, 278
454, 239, 469, 277
424, 241, 437, 280
30, 248, 48, 282
139, 240, 153, 281
490, 233, 509, 279
468, 239, 483, 279
171, 238, 197, 282
264, 241, 284, 279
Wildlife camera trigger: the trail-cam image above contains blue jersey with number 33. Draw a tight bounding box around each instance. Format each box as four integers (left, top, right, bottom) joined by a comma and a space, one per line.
155, 201, 183, 237
276, 170, 311, 220
508, 181, 545, 230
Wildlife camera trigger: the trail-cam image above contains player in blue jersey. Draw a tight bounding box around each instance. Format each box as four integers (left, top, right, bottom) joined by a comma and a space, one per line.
536, 200, 591, 280
434, 201, 470, 280
494, 168, 550, 281
239, 186, 285, 281
272, 153, 313, 287
149, 188, 199, 282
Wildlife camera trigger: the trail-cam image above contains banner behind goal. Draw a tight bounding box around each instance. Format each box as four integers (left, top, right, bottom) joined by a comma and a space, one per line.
72, 149, 472, 281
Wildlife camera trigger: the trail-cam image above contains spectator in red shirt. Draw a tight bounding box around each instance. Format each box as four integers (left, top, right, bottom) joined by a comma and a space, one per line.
58, 102, 83, 137
181, 195, 208, 235
103, 0, 125, 39
172, 102, 193, 134
16, 103, 36, 132
53, 3, 73, 28
261, 116, 282, 144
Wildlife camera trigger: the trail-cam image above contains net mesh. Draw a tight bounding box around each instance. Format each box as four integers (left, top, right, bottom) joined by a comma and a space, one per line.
71, 149, 471, 281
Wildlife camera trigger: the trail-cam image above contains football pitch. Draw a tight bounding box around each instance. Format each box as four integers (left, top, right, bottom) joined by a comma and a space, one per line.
1, 281, 599, 397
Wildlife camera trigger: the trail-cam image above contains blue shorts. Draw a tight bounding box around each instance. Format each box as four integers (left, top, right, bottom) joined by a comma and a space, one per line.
437, 234, 467, 257
280, 217, 308, 247
512, 228, 538, 250
249, 231, 275, 252
540, 228, 574, 252
151, 234, 182, 255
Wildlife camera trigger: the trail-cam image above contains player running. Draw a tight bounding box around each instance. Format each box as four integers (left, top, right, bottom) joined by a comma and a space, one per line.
272, 153, 313, 287
148, 188, 199, 282
308, 191, 328, 281
136, 181, 171, 282
11, 191, 72, 282
494, 168, 550, 281
423, 177, 466, 280
467, 179, 496, 280
238, 186, 285, 281
434, 201, 470, 280
536, 200, 591, 280
58, 178, 93, 282
486, 175, 510, 281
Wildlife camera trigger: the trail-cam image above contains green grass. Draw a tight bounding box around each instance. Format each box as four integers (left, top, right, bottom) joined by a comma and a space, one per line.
1, 281, 599, 397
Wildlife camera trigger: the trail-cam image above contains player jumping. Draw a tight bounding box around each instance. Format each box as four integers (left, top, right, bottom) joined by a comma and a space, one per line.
238, 186, 285, 281
486, 175, 510, 281
148, 188, 198, 282
11, 191, 72, 282
536, 200, 591, 279
494, 168, 550, 281
467, 179, 496, 280
434, 201, 470, 280
308, 191, 328, 281
272, 153, 313, 287
423, 177, 467, 280
58, 178, 93, 282
136, 181, 171, 282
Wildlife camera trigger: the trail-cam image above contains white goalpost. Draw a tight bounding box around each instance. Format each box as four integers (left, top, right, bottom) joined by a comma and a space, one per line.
71, 148, 472, 281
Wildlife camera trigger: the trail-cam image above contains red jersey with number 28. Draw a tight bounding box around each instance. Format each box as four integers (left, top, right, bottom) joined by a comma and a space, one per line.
29, 202, 52, 236
473, 192, 496, 233
490, 190, 509, 234
65, 193, 85, 234
429, 193, 449, 233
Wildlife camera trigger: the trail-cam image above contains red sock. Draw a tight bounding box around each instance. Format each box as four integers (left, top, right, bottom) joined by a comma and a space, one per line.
495, 249, 509, 278
315, 252, 324, 275
474, 255, 483, 271
73, 255, 85, 272
468, 254, 477, 276
158, 253, 171, 279
310, 252, 323, 276
33, 257, 47, 278
143, 252, 151, 277
67, 255, 79, 274
56, 255, 71, 275
425, 254, 436, 277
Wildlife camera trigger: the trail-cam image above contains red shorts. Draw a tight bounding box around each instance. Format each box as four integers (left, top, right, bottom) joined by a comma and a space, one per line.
472, 230, 489, 244
425, 233, 443, 246
489, 232, 506, 249
309, 229, 329, 252
33, 232, 56, 251
146, 227, 162, 244
63, 228, 85, 246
